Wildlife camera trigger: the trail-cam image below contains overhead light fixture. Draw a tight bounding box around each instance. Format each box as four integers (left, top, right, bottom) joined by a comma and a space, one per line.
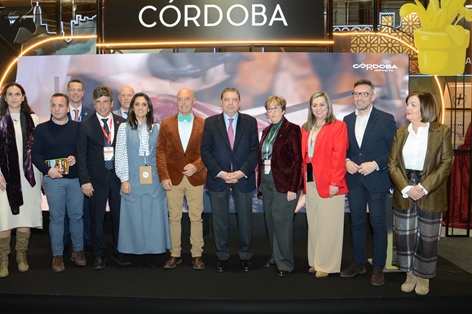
0, 35, 97, 87
96, 40, 334, 49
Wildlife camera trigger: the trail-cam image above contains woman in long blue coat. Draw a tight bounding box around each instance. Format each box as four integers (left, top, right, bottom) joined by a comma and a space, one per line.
115, 93, 171, 268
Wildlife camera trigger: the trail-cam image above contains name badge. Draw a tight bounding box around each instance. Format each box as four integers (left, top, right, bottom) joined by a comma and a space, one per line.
104, 147, 114, 161
140, 166, 152, 184
264, 159, 271, 174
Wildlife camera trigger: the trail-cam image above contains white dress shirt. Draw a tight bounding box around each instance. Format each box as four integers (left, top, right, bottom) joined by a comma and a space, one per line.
178, 113, 194, 152
354, 106, 373, 148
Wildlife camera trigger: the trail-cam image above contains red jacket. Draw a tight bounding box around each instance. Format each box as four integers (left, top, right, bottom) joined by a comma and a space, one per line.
301, 120, 349, 198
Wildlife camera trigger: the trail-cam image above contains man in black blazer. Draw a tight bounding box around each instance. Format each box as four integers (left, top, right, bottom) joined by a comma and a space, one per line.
67, 79, 94, 122
201, 87, 259, 272
64, 79, 95, 252
341, 79, 396, 286
76, 86, 129, 270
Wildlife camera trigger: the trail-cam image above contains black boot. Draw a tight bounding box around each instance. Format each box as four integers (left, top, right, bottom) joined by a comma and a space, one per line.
147, 254, 156, 270
136, 255, 145, 269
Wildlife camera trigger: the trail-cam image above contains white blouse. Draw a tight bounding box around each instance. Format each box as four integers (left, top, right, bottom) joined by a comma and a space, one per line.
401, 122, 429, 197
115, 122, 156, 183
402, 122, 429, 171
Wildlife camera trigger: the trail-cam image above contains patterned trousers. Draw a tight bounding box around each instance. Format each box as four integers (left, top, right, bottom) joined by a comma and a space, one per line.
393, 201, 443, 278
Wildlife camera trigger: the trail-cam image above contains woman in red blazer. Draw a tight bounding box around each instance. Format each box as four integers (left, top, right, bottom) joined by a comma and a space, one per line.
257, 96, 303, 277
301, 91, 348, 278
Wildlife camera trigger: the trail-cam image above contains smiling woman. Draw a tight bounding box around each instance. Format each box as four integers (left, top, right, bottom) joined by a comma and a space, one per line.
3, 86, 24, 113
115, 92, 171, 269
388, 90, 454, 296
301, 90, 348, 279
0, 82, 42, 278
257, 95, 303, 277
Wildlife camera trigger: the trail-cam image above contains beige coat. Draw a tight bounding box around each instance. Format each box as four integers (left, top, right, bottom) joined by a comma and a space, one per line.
388, 121, 453, 212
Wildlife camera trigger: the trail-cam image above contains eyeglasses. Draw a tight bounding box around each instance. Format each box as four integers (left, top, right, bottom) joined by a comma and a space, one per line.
68, 88, 83, 92
266, 106, 282, 112
352, 92, 373, 98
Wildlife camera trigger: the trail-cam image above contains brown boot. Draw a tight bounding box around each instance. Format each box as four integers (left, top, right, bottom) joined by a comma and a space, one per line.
52, 256, 65, 272
0, 236, 11, 278
15, 231, 31, 272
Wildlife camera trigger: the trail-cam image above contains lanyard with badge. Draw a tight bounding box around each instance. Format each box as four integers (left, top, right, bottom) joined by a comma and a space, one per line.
263, 123, 281, 174
138, 128, 152, 185
101, 118, 114, 162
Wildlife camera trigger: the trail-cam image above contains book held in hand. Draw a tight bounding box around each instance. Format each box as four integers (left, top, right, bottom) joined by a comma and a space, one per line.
45, 158, 69, 175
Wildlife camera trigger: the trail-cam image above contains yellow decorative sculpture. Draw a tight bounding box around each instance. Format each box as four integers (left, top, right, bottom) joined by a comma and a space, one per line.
400, 0, 472, 76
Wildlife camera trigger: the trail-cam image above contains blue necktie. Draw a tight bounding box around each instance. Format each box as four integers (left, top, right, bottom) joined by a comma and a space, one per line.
102, 118, 113, 170
178, 114, 192, 122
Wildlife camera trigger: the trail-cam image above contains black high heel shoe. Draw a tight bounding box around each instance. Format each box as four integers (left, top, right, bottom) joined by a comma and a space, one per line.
147, 254, 157, 270
136, 255, 145, 269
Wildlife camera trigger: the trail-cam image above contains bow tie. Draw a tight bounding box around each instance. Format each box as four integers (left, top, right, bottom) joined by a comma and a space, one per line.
178, 114, 192, 122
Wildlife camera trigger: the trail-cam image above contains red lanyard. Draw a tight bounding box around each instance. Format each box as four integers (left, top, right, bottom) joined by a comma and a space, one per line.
101, 118, 113, 145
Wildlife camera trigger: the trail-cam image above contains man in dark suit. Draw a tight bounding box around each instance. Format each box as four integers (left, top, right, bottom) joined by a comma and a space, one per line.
76, 85, 129, 270
341, 79, 397, 286
64, 79, 95, 252
67, 79, 94, 122
200, 87, 259, 272
112, 86, 135, 119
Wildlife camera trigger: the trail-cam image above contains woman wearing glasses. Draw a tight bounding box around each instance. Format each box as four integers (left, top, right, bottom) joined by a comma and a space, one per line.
388, 91, 453, 295
301, 91, 349, 278
256, 96, 303, 277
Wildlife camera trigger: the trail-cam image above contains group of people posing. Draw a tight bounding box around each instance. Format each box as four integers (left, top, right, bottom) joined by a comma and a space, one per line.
0, 78, 453, 297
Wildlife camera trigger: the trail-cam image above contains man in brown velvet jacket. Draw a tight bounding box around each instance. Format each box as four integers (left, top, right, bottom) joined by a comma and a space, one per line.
156, 88, 207, 270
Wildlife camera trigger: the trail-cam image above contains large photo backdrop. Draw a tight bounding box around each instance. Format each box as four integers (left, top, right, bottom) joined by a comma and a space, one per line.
17, 52, 409, 212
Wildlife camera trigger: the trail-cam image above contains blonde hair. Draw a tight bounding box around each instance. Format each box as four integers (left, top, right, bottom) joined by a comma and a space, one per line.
302, 91, 336, 131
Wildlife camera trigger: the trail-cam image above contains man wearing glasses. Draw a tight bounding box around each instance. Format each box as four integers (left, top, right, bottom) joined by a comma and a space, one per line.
341, 79, 396, 286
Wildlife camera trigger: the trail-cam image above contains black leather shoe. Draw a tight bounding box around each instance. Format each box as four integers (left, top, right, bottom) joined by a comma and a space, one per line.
241, 260, 252, 272
216, 260, 228, 272
93, 257, 106, 270
112, 253, 131, 266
